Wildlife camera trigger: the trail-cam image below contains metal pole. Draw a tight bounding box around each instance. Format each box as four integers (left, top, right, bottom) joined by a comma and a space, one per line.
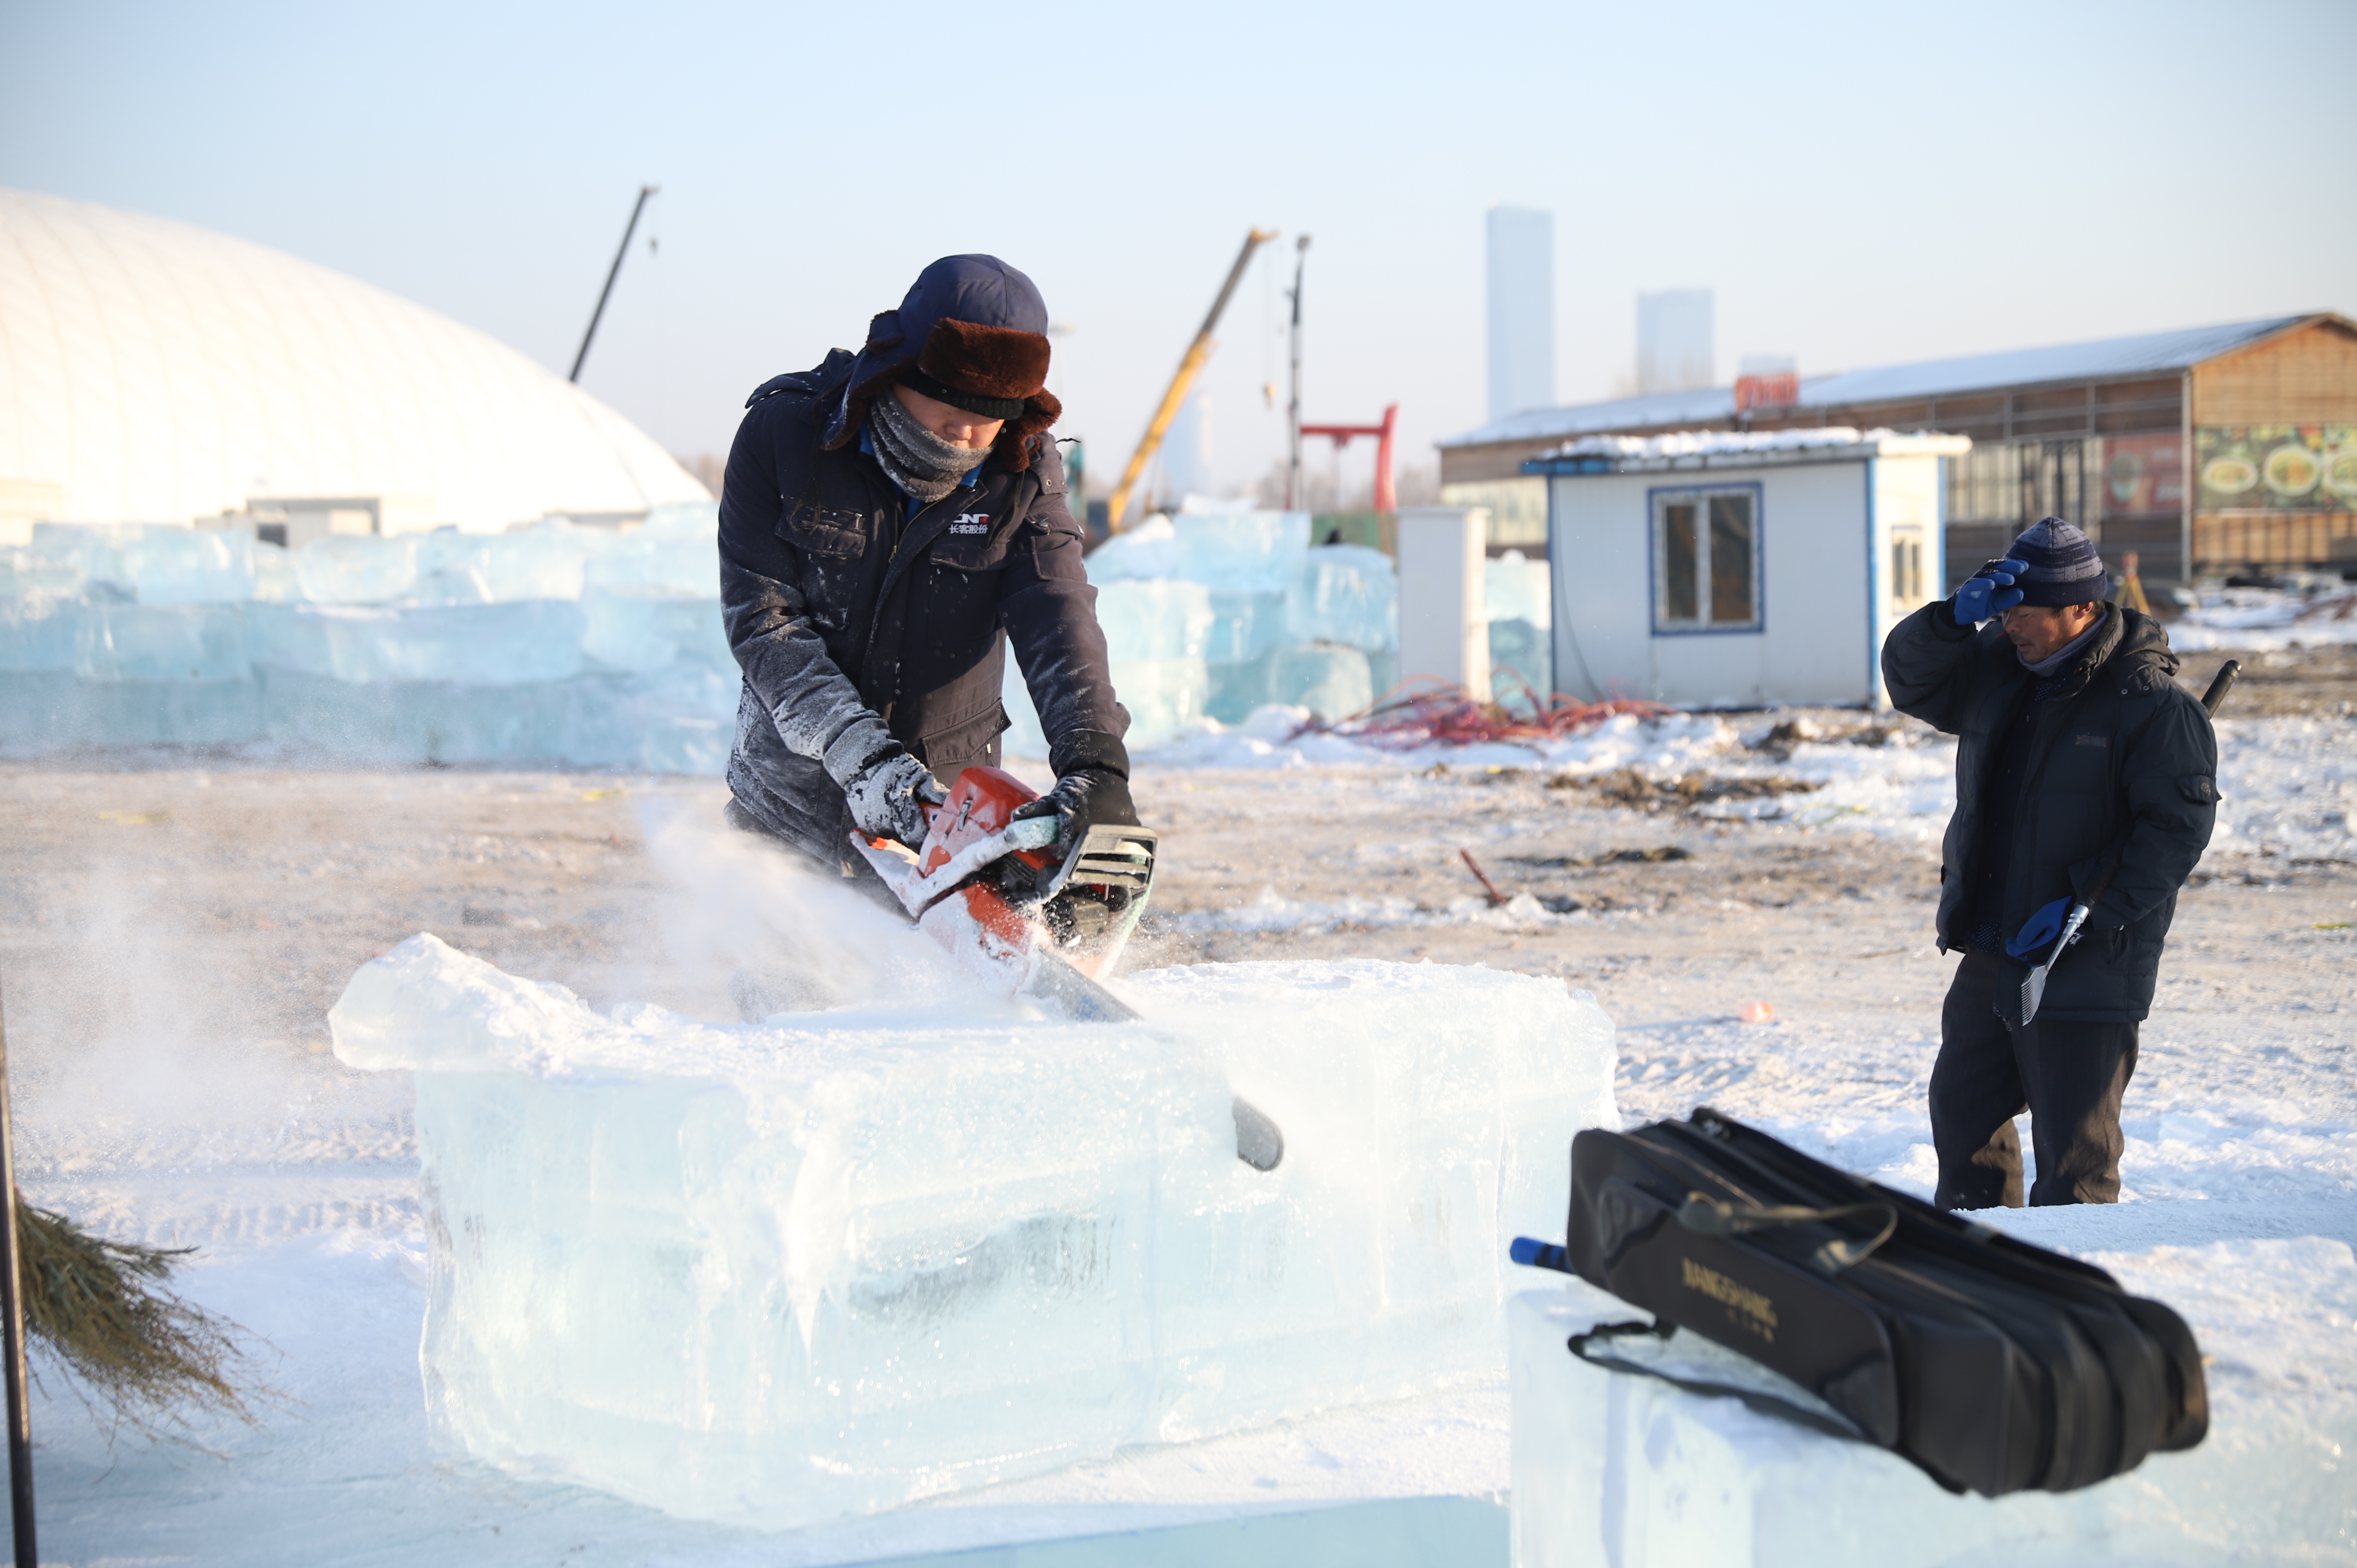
0, 983, 35, 1568
1285, 236, 1310, 511
569, 184, 658, 383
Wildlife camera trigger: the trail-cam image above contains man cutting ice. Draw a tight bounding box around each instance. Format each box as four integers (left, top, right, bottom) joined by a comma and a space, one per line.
717, 254, 1137, 893
1881, 517, 2218, 1207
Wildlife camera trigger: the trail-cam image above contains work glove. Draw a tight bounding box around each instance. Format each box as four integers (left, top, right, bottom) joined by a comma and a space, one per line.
2006, 896, 2074, 960
1952, 557, 2029, 624
842, 747, 946, 849
1012, 729, 1140, 855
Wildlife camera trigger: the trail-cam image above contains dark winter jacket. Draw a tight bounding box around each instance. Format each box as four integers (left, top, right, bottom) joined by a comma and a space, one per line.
720, 350, 1125, 870
1881, 601, 2219, 1022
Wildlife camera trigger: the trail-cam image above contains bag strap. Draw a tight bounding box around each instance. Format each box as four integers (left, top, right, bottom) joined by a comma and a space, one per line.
1675, 1191, 1899, 1273
1568, 1320, 1968, 1494
1567, 1320, 1873, 1445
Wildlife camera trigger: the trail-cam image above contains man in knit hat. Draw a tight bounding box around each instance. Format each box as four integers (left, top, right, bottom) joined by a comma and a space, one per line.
1882, 517, 2219, 1207
717, 255, 1133, 893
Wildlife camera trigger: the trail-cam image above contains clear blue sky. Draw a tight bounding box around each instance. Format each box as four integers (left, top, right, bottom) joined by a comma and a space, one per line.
5, 0, 2351, 497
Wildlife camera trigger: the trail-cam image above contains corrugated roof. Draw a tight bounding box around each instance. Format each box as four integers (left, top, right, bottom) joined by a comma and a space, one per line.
1439, 314, 2317, 450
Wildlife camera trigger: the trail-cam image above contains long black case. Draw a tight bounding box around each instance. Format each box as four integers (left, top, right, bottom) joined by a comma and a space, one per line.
1544, 1109, 2206, 1497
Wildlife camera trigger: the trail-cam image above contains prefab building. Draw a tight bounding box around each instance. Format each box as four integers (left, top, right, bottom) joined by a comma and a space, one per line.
1529, 430, 1968, 709
1444, 313, 2356, 584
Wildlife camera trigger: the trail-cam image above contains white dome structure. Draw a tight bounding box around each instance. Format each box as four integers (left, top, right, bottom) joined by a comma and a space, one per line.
0, 187, 709, 533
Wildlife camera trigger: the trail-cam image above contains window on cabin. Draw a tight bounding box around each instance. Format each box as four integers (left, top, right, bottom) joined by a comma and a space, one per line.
1652, 487, 1760, 632
1890, 528, 1928, 607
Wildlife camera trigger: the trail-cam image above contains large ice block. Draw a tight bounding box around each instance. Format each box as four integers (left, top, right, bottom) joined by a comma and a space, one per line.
329, 936, 1618, 1529
1109, 655, 1209, 747
1484, 549, 1551, 630
413, 527, 586, 604
1288, 546, 1397, 653
1267, 644, 1373, 720
1087, 511, 1312, 596
250, 601, 586, 684
297, 534, 419, 604
74, 604, 251, 682
1508, 1240, 2357, 1565
0, 595, 79, 672
1096, 580, 1215, 663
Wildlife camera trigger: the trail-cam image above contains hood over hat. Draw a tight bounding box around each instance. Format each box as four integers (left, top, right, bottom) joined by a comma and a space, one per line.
823, 254, 1061, 471
2010, 516, 2112, 607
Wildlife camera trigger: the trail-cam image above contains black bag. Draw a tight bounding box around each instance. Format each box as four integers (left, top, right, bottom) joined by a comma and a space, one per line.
1512, 1107, 2206, 1497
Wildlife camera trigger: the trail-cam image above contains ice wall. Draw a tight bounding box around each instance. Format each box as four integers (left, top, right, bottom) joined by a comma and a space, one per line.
0, 509, 733, 771
1508, 1240, 2357, 1565
1004, 512, 1559, 755
329, 936, 1618, 1528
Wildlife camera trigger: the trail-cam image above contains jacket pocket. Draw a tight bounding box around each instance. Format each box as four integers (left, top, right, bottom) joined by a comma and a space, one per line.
778, 496, 870, 560
914, 703, 1011, 773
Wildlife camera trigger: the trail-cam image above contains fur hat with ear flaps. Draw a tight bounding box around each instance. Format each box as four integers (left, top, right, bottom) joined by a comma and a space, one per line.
823, 254, 1061, 471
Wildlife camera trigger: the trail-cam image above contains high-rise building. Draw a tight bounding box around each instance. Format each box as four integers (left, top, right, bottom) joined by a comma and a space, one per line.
1486, 206, 1555, 420
1637, 289, 1715, 394
1160, 390, 1214, 504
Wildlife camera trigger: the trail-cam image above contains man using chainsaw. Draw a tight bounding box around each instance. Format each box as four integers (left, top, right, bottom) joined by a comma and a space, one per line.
1881, 517, 2218, 1208
717, 254, 1136, 894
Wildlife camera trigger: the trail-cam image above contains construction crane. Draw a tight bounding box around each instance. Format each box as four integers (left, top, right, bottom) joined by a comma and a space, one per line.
571, 185, 657, 382
1104, 227, 1278, 534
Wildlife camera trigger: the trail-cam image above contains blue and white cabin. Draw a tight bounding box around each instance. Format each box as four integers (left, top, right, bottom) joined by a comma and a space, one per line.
1525, 429, 1970, 709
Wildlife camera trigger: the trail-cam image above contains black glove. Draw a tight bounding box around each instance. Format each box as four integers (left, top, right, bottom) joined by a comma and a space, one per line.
841, 746, 946, 848
1012, 730, 1139, 853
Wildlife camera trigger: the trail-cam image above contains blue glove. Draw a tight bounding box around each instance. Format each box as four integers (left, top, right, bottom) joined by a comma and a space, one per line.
2006, 897, 2073, 960
1953, 557, 2028, 623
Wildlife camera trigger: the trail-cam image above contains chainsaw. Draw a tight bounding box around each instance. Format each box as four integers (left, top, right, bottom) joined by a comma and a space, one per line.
853, 766, 1158, 1023
852, 766, 1282, 1170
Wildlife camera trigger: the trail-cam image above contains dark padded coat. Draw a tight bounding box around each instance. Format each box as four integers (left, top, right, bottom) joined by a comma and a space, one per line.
1881, 601, 2219, 1022
720, 350, 1125, 871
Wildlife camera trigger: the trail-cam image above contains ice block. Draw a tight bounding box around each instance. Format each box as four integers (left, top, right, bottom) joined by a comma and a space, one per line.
330, 938, 1618, 1529
1508, 1242, 2357, 1565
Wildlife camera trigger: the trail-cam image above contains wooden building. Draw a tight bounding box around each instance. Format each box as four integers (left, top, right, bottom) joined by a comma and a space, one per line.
1439, 313, 2357, 586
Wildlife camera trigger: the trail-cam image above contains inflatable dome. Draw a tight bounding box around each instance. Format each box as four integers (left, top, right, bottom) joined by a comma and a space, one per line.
0, 187, 708, 532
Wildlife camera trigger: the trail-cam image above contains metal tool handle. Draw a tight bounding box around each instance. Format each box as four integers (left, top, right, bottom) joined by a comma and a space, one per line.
2199, 659, 2241, 717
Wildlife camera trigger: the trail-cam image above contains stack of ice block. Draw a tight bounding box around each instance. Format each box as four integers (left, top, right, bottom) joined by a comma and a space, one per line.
0, 506, 733, 772
329, 935, 1619, 1529
1003, 509, 1404, 750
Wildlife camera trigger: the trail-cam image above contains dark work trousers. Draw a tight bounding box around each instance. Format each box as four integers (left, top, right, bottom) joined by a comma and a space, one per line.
1930, 951, 2141, 1208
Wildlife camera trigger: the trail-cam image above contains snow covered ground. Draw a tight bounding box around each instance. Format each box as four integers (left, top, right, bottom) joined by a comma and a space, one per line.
1, 679, 2350, 1562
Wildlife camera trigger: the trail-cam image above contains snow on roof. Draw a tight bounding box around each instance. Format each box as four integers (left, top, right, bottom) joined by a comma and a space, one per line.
1525, 427, 1971, 474
0, 186, 710, 530
1440, 315, 2318, 451
1545, 427, 1876, 460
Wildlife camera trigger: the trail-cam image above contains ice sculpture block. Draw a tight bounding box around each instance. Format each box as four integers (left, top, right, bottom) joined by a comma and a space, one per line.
1508, 1239, 2357, 1565
330, 936, 1618, 1529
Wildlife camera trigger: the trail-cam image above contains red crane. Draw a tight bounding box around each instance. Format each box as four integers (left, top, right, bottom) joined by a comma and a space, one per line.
1298, 403, 1399, 513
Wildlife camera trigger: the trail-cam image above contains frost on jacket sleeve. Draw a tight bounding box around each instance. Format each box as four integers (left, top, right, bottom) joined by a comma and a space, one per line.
717, 404, 896, 786
2086, 687, 2220, 931
997, 442, 1128, 748
1881, 598, 1984, 734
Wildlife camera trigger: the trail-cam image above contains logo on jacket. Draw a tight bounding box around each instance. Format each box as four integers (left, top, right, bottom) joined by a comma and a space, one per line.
948, 513, 991, 535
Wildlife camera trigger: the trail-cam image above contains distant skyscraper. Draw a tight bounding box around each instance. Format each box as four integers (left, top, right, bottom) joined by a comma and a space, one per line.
1637, 289, 1715, 394
1486, 206, 1555, 421
1160, 389, 1213, 504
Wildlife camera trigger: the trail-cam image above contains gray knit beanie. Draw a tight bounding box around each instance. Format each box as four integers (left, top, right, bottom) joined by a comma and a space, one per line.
2010, 517, 2110, 607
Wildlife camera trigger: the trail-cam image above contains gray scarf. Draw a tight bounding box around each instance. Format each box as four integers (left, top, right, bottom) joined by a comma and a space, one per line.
868, 390, 988, 504
2020, 605, 2111, 678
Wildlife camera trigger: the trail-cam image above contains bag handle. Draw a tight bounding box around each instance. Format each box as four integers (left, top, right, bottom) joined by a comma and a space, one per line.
1675, 1191, 1899, 1274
